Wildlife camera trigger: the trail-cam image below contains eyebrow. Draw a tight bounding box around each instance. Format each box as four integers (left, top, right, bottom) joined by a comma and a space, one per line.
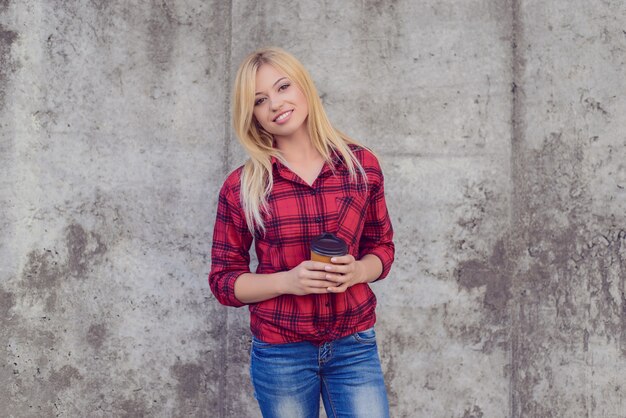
255, 77, 287, 96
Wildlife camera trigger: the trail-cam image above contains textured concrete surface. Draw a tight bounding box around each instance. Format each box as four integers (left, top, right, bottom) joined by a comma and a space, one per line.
511, 1, 626, 416
1, 0, 625, 417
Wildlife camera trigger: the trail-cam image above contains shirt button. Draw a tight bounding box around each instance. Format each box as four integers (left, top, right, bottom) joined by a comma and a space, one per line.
310, 189, 316, 195
315, 217, 322, 223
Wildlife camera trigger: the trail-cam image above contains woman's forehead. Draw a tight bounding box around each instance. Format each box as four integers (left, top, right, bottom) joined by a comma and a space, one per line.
255, 65, 289, 91
256, 64, 286, 80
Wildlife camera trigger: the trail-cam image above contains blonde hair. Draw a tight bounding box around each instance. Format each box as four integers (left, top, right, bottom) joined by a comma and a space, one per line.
232, 47, 367, 235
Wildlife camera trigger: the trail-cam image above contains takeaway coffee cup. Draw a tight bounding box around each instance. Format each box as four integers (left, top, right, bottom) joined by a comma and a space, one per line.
310, 232, 348, 263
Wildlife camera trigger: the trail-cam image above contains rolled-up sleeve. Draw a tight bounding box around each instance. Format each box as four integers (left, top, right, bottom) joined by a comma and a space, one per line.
208, 178, 253, 307
358, 157, 395, 281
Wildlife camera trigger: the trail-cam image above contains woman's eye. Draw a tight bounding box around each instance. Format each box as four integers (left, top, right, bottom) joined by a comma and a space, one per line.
254, 97, 265, 106
278, 83, 290, 91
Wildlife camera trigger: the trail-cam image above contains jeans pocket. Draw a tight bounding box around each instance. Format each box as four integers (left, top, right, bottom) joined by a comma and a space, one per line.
250, 336, 276, 358
352, 327, 377, 344
251, 335, 274, 348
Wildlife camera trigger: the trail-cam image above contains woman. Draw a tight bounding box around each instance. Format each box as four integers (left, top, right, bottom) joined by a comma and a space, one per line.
209, 47, 395, 418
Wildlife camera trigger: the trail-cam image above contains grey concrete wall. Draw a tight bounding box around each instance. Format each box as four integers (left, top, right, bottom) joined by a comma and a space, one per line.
1, 0, 624, 417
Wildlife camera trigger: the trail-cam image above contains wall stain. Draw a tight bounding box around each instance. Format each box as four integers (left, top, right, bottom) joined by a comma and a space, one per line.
0, 287, 15, 318
22, 223, 107, 285
0, 24, 18, 110
146, 0, 177, 73
0, 27, 17, 51
520, 136, 624, 340
66, 223, 107, 278
86, 323, 107, 350
89, 0, 108, 11
582, 97, 610, 117
462, 405, 484, 418
34, 329, 56, 349
171, 362, 206, 401
119, 398, 149, 418
32, 109, 59, 131
381, 347, 399, 409
22, 249, 63, 290
170, 359, 219, 414
49, 364, 83, 390
511, 133, 626, 416
21, 222, 108, 312
512, 135, 584, 418
455, 239, 512, 315
359, 0, 402, 58
0, 284, 16, 407
0, 328, 56, 417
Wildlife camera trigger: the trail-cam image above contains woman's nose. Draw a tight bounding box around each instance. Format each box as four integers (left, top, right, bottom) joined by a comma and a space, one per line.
269, 96, 283, 111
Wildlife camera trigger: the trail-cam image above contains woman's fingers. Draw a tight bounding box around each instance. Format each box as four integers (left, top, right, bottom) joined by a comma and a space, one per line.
324, 273, 350, 283
303, 260, 332, 271
325, 264, 352, 275
300, 270, 335, 287
304, 278, 336, 288
301, 270, 329, 281
327, 283, 349, 293
328, 254, 355, 265
292, 258, 359, 294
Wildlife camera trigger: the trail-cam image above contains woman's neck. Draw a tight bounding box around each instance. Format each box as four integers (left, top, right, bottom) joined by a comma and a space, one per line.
274, 126, 321, 165
273, 129, 325, 186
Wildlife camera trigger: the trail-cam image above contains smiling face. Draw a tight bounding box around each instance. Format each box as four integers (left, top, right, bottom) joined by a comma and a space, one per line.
252, 64, 309, 141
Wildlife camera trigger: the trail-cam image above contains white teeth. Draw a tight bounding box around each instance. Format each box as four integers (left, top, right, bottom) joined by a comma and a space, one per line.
276, 110, 291, 121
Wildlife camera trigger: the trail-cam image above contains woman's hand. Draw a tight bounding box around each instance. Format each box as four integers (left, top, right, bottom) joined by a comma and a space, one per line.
282, 260, 338, 296
323, 254, 365, 293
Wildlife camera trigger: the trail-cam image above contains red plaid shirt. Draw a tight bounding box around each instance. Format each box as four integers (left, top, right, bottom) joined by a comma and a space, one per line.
209, 145, 394, 344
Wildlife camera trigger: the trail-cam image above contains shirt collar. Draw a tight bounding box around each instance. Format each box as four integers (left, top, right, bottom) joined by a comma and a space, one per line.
270, 149, 345, 170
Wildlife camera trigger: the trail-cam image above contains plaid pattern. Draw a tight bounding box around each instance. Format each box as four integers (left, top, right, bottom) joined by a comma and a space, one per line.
209, 145, 394, 344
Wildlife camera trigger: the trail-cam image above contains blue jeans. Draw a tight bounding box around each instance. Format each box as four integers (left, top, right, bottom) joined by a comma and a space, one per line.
249, 327, 390, 418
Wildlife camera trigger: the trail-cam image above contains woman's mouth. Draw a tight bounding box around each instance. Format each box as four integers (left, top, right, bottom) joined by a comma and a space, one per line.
273, 110, 293, 124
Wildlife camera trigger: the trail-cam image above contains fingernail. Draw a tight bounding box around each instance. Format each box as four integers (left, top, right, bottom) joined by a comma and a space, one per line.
331, 258, 337, 263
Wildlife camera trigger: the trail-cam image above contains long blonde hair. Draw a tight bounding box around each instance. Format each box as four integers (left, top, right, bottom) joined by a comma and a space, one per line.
232, 47, 367, 235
